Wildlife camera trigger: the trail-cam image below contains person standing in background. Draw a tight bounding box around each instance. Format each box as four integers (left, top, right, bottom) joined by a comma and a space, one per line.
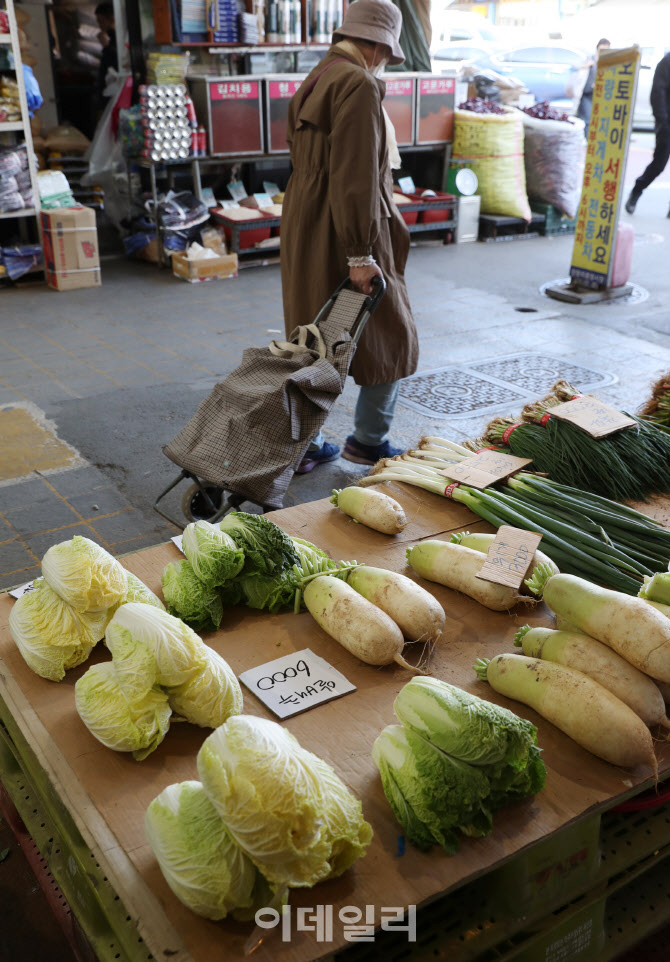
626, 50, 670, 214
576, 37, 610, 135
95, 1, 118, 110
281, 0, 419, 472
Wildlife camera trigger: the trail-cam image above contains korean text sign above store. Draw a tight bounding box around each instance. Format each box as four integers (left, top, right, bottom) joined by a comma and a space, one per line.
570, 46, 640, 290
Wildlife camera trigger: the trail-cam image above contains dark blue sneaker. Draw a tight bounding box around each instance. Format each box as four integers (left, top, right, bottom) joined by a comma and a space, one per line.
295, 440, 341, 474
342, 435, 404, 465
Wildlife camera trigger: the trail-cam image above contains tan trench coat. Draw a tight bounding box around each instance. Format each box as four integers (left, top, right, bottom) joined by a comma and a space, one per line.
280, 47, 419, 386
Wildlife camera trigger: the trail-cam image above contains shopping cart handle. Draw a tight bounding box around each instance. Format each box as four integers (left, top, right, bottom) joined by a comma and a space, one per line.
334, 273, 386, 311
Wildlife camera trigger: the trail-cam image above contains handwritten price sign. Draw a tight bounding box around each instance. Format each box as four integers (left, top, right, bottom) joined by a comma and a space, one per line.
9, 578, 41, 600
441, 450, 533, 489
239, 649, 356, 719
549, 396, 635, 438
476, 526, 543, 589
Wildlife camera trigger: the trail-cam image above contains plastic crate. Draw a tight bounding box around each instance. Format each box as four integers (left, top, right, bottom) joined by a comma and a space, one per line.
530, 202, 577, 236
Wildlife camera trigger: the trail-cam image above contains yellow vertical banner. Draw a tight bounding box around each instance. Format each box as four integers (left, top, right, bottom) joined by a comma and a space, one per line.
570, 46, 640, 290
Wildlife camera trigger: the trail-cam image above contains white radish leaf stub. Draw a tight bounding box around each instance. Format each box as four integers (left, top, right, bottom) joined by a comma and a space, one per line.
476, 526, 543, 590
239, 648, 356, 719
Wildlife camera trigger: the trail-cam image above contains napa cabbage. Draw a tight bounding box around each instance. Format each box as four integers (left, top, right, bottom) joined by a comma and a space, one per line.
8, 580, 107, 681
74, 641, 171, 761
218, 512, 299, 578
106, 602, 208, 688
161, 559, 223, 632
41, 535, 127, 611
168, 645, 243, 728
122, 572, 166, 610
372, 724, 493, 854
197, 715, 372, 887
144, 780, 273, 920
182, 521, 244, 589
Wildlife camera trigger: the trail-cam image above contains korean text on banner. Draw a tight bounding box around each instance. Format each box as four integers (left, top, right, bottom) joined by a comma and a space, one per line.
570, 46, 640, 290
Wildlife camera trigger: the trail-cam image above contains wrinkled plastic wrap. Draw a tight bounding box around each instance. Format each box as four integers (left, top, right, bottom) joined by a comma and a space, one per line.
452, 107, 531, 222
522, 113, 586, 219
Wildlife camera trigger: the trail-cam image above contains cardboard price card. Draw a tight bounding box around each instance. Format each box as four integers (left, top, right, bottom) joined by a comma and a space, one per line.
441, 450, 532, 489
239, 649, 356, 719
549, 397, 635, 438
476, 526, 543, 589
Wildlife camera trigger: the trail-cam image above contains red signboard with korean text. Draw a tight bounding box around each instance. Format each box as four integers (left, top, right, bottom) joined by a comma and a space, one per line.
383, 75, 416, 146
265, 76, 305, 154
416, 75, 456, 144
208, 79, 263, 156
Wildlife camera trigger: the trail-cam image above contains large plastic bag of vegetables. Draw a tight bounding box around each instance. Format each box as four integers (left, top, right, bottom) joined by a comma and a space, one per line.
452, 106, 531, 221
521, 113, 585, 219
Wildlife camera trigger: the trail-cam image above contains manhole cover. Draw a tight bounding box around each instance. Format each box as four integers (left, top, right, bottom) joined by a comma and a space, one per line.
466, 353, 613, 396
539, 278, 650, 305
398, 353, 616, 420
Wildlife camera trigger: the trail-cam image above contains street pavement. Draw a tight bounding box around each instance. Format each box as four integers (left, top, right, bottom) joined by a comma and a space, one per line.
0, 134, 669, 594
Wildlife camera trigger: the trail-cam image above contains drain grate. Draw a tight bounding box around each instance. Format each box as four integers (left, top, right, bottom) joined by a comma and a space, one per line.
398, 352, 616, 419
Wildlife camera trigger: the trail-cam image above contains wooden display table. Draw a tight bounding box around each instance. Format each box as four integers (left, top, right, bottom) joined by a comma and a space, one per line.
1, 486, 669, 962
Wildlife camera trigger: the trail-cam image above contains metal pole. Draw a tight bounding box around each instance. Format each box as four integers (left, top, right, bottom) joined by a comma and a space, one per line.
124, 0, 145, 101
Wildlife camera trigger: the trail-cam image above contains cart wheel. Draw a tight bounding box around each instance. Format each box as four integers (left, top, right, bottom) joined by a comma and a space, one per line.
181, 483, 224, 522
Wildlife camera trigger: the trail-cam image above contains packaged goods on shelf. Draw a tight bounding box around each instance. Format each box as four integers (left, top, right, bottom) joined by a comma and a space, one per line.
146, 51, 190, 85
139, 84, 194, 161
0, 144, 33, 211
37, 168, 75, 209
207, 0, 239, 43
118, 105, 144, 158
1, 243, 43, 280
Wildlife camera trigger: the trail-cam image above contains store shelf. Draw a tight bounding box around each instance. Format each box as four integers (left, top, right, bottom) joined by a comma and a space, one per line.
0, 207, 37, 219
0, 34, 12, 44
206, 43, 329, 53
0, 121, 23, 131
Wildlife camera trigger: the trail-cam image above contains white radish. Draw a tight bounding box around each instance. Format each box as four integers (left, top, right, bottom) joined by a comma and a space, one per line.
475, 653, 657, 776
451, 530, 559, 590
303, 575, 419, 671
406, 540, 535, 612
346, 566, 446, 643
535, 570, 670, 683
515, 625, 670, 729
331, 487, 407, 535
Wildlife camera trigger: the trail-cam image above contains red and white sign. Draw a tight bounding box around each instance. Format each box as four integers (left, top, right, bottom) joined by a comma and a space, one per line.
385, 78, 413, 97
211, 81, 260, 101
268, 79, 303, 99
419, 77, 455, 95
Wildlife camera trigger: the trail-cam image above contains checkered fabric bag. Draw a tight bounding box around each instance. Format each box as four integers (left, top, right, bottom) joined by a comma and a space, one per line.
162, 289, 368, 508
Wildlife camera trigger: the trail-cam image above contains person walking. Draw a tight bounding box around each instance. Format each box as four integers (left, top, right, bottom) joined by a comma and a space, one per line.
280, 0, 419, 472
625, 51, 670, 214
576, 38, 610, 135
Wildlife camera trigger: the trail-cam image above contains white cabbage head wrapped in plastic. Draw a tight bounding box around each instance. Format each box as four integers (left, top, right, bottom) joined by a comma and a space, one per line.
8, 580, 107, 681
41, 535, 127, 611
197, 715, 372, 887
145, 780, 273, 920
106, 602, 208, 688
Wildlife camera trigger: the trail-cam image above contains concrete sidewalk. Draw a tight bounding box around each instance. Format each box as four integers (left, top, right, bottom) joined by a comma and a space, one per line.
1, 150, 669, 590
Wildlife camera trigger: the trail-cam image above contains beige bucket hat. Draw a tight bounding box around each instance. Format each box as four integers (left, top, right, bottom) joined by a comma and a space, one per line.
333, 0, 405, 66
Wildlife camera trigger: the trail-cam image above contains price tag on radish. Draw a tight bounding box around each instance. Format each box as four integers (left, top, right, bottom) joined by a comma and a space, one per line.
549, 397, 635, 438
476, 526, 543, 589
239, 648, 356, 719
442, 451, 532, 489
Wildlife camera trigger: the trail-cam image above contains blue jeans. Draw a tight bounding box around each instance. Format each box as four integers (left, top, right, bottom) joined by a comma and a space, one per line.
309, 381, 401, 451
